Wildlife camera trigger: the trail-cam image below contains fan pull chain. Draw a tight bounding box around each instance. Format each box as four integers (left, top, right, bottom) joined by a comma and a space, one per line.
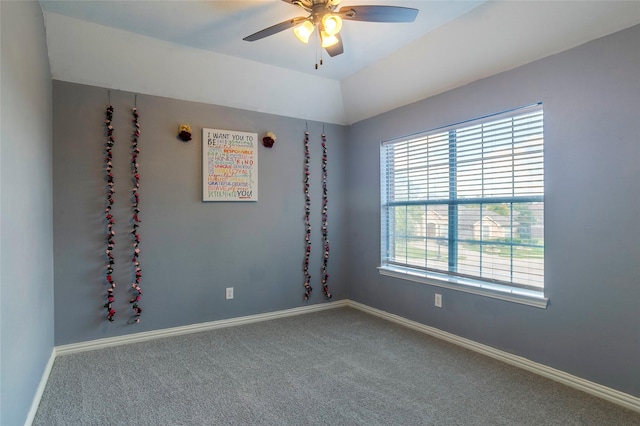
319, 29, 324, 67
314, 25, 324, 70
315, 27, 319, 69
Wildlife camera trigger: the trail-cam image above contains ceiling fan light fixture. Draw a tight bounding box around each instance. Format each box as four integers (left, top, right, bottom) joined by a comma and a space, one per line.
293, 20, 315, 44
320, 31, 339, 48
321, 14, 342, 36
243, 1, 419, 67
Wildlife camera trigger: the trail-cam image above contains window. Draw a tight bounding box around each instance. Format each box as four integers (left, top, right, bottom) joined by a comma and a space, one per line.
380, 104, 545, 306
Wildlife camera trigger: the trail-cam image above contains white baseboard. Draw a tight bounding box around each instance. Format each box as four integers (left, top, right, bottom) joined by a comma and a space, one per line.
55, 300, 348, 356
347, 300, 640, 414
25, 348, 56, 426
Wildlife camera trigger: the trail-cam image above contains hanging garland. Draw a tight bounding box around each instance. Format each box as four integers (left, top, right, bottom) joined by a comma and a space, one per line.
303, 131, 313, 300
320, 133, 332, 299
129, 106, 143, 322
104, 104, 116, 322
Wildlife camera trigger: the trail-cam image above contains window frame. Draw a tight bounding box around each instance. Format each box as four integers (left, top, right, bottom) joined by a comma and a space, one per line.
379, 104, 548, 308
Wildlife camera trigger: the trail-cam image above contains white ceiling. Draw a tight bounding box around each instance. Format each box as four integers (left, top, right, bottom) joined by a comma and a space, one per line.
40, 1, 640, 125
39, 1, 486, 79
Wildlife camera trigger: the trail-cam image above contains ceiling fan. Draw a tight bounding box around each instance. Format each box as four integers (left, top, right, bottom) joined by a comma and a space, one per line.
243, 0, 418, 66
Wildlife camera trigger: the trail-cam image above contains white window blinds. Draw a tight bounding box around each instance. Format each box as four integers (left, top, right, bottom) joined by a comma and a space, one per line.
381, 104, 544, 291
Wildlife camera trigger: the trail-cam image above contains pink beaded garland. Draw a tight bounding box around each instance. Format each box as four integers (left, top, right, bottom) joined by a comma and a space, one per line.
320, 133, 331, 299
303, 131, 313, 300
129, 106, 143, 322
104, 105, 116, 322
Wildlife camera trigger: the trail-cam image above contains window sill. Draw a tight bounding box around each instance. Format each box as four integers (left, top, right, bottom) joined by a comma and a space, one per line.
378, 265, 548, 309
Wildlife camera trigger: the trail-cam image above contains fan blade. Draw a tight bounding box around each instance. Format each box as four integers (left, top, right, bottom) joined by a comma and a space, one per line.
325, 33, 344, 57
243, 16, 308, 42
338, 5, 418, 22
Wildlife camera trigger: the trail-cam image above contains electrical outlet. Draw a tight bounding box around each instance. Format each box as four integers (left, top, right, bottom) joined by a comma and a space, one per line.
434, 293, 442, 308
225, 287, 234, 300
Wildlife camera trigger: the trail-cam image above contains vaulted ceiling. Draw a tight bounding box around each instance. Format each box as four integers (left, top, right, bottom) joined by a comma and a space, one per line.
40, 1, 640, 124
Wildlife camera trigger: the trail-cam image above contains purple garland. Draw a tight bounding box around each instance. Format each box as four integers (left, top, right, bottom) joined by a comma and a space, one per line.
320, 133, 331, 299
104, 105, 116, 322
129, 107, 143, 322
303, 131, 312, 300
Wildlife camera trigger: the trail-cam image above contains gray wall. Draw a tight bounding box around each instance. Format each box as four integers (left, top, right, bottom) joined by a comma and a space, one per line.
53, 82, 348, 345
346, 24, 640, 397
0, 2, 55, 425
8, 13, 638, 422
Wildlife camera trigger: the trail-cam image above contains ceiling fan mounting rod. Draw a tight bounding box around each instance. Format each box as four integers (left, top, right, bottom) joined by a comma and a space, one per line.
290, 1, 313, 14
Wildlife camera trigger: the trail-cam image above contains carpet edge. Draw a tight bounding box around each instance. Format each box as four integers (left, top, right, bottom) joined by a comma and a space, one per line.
347, 300, 640, 414
54, 300, 348, 356
24, 348, 56, 426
